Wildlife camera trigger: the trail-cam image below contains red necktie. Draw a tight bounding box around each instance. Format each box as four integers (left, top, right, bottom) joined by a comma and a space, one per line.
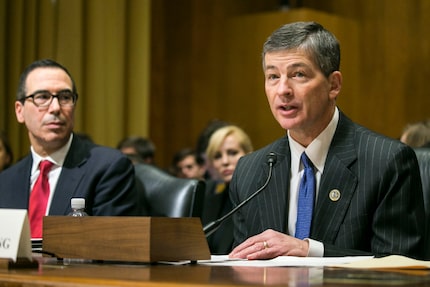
29, 160, 54, 238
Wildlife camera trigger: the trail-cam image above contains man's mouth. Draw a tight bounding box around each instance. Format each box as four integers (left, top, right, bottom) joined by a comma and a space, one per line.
279, 105, 296, 111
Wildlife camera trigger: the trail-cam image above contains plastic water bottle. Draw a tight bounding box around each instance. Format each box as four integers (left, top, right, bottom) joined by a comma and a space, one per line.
68, 198, 88, 216
63, 198, 91, 264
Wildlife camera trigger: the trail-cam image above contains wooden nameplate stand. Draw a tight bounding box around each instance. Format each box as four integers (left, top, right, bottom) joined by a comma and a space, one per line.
43, 216, 210, 263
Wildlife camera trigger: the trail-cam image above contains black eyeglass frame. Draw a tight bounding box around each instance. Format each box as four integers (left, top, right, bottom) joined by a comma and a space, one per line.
21, 90, 78, 108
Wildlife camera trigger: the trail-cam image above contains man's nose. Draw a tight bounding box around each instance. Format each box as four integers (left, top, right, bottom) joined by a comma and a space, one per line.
47, 97, 61, 112
277, 76, 292, 96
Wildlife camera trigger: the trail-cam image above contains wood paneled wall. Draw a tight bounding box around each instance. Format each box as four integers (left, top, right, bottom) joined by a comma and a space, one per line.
151, 0, 430, 169
150, 0, 280, 168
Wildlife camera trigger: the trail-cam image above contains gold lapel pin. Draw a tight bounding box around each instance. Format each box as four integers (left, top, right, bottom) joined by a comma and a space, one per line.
329, 189, 341, 201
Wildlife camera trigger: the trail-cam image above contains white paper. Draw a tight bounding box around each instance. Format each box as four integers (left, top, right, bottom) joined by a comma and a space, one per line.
331, 255, 430, 269
198, 255, 373, 267
0, 209, 32, 262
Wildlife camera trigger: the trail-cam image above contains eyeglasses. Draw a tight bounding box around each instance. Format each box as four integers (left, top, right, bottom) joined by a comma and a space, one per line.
23, 90, 78, 108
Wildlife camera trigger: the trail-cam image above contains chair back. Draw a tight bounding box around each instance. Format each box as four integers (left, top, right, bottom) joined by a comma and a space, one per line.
134, 163, 205, 217
414, 147, 430, 254
414, 148, 430, 214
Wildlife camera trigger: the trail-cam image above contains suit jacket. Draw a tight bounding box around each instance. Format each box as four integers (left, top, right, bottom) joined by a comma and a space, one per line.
0, 134, 142, 216
230, 111, 428, 260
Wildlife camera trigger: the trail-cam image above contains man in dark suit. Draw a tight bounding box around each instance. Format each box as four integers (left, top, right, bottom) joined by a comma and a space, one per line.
0, 59, 142, 238
229, 22, 427, 260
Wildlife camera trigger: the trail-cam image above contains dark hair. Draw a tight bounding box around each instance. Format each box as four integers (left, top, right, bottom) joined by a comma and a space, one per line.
195, 119, 229, 157
262, 21, 340, 77
16, 59, 78, 101
172, 148, 204, 167
0, 131, 13, 169
117, 136, 155, 163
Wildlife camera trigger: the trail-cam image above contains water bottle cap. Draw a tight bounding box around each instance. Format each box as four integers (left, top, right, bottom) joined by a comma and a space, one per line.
71, 198, 85, 209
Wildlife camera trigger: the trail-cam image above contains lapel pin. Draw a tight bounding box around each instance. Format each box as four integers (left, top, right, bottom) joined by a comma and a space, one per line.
329, 189, 341, 201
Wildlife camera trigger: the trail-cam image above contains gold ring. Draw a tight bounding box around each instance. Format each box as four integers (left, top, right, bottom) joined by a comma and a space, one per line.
263, 241, 269, 249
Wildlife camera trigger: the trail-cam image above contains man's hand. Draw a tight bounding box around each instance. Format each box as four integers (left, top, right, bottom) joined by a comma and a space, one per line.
228, 229, 309, 260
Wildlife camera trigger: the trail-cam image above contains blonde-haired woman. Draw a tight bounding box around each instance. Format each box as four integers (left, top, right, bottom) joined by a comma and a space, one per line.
202, 125, 253, 254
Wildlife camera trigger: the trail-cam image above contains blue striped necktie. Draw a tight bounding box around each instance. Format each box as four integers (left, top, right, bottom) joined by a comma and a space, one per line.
295, 152, 315, 240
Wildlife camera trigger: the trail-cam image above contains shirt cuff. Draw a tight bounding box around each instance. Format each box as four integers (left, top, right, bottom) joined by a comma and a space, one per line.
304, 238, 324, 257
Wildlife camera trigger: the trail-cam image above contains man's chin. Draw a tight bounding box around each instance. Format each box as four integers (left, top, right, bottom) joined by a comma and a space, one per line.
39, 132, 71, 145
277, 121, 297, 131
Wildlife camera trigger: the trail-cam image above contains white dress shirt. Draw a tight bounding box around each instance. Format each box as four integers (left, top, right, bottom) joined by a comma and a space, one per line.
287, 107, 339, 257
30, 134, 73, 215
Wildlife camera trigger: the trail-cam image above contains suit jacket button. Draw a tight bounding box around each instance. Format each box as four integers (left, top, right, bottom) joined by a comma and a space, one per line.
329, 189, 341, 201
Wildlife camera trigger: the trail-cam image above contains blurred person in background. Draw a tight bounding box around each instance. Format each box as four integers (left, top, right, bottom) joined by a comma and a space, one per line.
195, 119, 229, 181
0, 131, 13, 171
203, 125, 253, 254
400, 119, 430, 148
171, 148, 206, 179
117, 136, 156, 165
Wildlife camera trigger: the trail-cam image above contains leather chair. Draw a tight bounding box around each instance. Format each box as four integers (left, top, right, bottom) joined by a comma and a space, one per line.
414, 147, 430, 255
414, 148, 430, 217
134, 163, 206, 217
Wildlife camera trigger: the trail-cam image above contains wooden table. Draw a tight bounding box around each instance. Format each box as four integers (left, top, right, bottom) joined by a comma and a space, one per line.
1, 257, 430, 287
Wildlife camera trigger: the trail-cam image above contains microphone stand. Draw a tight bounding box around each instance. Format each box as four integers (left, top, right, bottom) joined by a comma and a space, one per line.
203, 153, 277, 237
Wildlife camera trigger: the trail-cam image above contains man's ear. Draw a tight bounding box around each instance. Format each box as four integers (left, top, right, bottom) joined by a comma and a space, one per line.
329, 71, 342, 99
15, 101, 25, 123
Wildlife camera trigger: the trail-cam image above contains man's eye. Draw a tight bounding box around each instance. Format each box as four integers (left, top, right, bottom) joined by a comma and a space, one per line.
267, 74, 279, 80
60, 95, 72, 101
35, 93, 51, 100
59, 92, 73, 100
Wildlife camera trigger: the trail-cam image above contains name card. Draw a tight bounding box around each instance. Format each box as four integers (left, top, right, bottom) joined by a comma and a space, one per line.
0, 209, 32, 262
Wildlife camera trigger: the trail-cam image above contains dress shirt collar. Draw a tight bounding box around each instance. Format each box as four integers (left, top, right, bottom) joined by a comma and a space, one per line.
31, 133, 73, 173
288, 107, 339, 174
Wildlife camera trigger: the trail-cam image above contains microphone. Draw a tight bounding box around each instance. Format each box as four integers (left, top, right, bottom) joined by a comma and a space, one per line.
203, 152, 277, 237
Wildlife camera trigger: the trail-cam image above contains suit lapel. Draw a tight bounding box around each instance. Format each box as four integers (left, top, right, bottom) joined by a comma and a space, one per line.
8, 156, 33, 208
312, 113, 358, 242
49, 135, 90, 215
259, 137, 291, 233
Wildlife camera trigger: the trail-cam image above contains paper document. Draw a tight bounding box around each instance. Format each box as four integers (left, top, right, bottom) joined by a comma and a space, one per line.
331, 255, 430, 270
198, 255, 373, 267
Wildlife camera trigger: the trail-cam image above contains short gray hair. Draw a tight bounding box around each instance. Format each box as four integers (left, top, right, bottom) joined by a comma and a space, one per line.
262, 21, 340, 77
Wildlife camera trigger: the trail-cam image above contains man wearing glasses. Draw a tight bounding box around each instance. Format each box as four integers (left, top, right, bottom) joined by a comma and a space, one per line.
0, 59, 143, 238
